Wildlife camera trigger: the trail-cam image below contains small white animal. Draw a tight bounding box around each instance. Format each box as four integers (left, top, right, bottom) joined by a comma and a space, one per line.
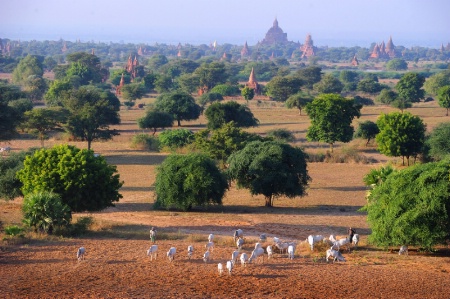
226, 260, 233, 275
352, 234, 360, 247
331, 237, 350, 251
236, 238, 244, 250
218, 263, 223, 275
77, 247, 86, 261
399, 245, 408, 255
326, 248, 346, 262
0, 146, 11, 153
288, 245, 295, 260
307, 235, 324, 251
275, 242, 288, 254
233, 229, 244, 241
240, 253, 248, 267
203, 251, 210, 263
248, 247, 265, 264
254, 242, 262, 249
266, 245, 273, 259
208, 234, 214, 243
167, 247, 176, 262
187, 245, 194, 259
231, 250, 239, 265
205, 241, 214, 252
146, 245, 158, 261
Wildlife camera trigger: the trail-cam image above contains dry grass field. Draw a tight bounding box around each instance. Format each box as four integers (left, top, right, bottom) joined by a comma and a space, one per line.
1, 97, 450, 298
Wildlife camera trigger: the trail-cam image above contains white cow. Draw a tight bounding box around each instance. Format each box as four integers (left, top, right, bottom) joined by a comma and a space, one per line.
240, 253, 248, 267
0, 146, 11, 153
208, 234, 214, 243
331, 237, 350, 251
234, 229, 244, 242
218, 263, 223, 275
203, 251, 210, 263
146, 245, 158, 261
266, 245, 273, 259
326, 248, 346, 262
231, 250, 239, 265
187, 245, 194, 259
352, 234, 360, 247
226, 260, 233, 275
77, 247, 86, 261
287, 245, 295, 260
236, 238, 244, 250
399, 245, 408, 255
205, 241, 214, 252
167, 247, 176, 262
307, 235, 324, 251
248, 247, 265, 264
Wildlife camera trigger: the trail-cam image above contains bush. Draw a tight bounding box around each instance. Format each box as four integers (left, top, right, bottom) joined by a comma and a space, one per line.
209, 84, 240, 96
4, 225, 25, 237
158, 129, 194, 150
131, 134, 160, 151
267, 129, 295, 142
22, 191, 72, 234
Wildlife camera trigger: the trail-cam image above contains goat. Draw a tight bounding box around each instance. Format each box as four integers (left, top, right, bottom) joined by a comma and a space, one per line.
326, 248, 346, 262
331, 237, 350, 251
266, 245, 273, 259
234, 229, 244, 242
231, 250, 239, 265
203, 250, 210, 263
248, 247, 265, 264
352, 234, 360, 247
77, 247, 86, 261
218, 263, 223, 275
236, 238, 244, 250
146, 245, 158, 261
205, 241, 214, 252
307, 235, 324, 251
399, 245, 408, 255
240, 252, 248, 267
167, 247, 176, 262
275, 241, 289, 254
226, 260, 233, 275
208, 234, 214, 243
187, 245, 194, 259
288, 245, 295, 260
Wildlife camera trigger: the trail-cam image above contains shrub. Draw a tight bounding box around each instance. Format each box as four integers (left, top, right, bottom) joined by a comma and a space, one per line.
4, 225, 25, 237
267, 129, 295, 142
158, 129, 195, 150
131, 134, 160, 151
209, 84, 240, 96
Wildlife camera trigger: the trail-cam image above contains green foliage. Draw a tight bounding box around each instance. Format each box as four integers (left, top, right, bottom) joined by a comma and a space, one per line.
227, 140, 310, 207
356, 78, 382, 94
265, 76, 302, 102
0, 82, 26, 140
194, 62, 228, 90
241, 86, 255, 103
376, 112, 426, 165
363, 165, 396, 187
390, 97, 412, 112
285, 92, 313, 115
267, 128, 295, 142
4, 225, 25, 237
209, 84, 240, 96
12, 55, 44, 84
65, 52, 105, 85
353, 95, 374, 106
295, 66, 322, 89
155, 91, 201, 127
313, 73, 343, 94
305, 93, 361, 152
423, 71, 450, 95
339, 70, 359, 83
204, 101, 259, 130
44, 79, 72, 106
23, 75, 47, 102
198, 92, 224, 107
17, 145, 123, 212
376, 89, 398, 104
354, 120, 379, 146
22, 191, 72, 234
158, 129, 194, 150
121, 82, 146, 102
437, 85, 450, 116
137, 110, 174, 135
385, 58, 408, 71
147, 54, 169, 70
131, 134, 160, 151
177, 73, 200, 94
426, 122, 450, 161
366, 160, 450, 250
396, 72, 425, 103
0, 149, 38, 200
154, 153, 228, 211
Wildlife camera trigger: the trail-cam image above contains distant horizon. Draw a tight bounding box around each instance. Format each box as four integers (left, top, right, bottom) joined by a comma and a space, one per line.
2, 0, 449, 49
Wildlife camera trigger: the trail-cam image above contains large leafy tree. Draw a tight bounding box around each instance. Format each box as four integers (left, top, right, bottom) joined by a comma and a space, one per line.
376, 112, 426, 165
121, 82, 146, 102
376, 89, 397, 104
194, 62, 228, 91
356, 78, 382, 94
354, 120, 379, 146
137, 110, 174, 135
155, 91, 201, 127
241, 86, 254, 104
12, 54, 44, 84
265, 76, 302, 102
385, 58, 408, 71
285, 92, 313, 115
204, 101, 259, 130
65, 52, 106, 85
62, 86, 121, 150
423, 71, 450, 96
154, 153, 228, 211
305, 93, 362, 152
227, 140, 310, 207
426, 122, 450, 161
44, 79, 73, 106
0, 82, 29, 141
366, 160, 450, 250
437, 85, 450, 116
313, 74, 344, 94
396, 72, 425, 103
17, 145, 123, 212
295, 66, 322, 90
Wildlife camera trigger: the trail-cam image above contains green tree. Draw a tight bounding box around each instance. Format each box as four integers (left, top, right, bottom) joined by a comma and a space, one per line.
267, 128, 295, 142
376, 88, 398, 104
22, 191, 72, 234
194, 62, 228, 90
155, 91, 201, 127
154, 153, 228, 211
396, 72, 425, 103
121, 83, 145, 102
357, 78, 382, 94
147, 54, 169, 70
285, 92, 313, 115
12, 55, 44, 84
65, 52, 105, 85
423, 71, 450, 96
354, 120, 379, 146
313, 74, 343, 94
227, 140, 310, 207
137, 110, 174, 135
0, 82, 26, 140
295, 66, 322, 90
241, 86, 255, 104
43, 56, 57, 71
437, 85, 450, 116
23, 75, 47, 102
18, 145, 123, 212
363, 165, 396, 188
198, 92, 224, 109
62, 86, 121, 150
366, 160, 450, 250
305, 93, 362, 152
44, 79, 73, 106
158, 129, 194, 150
20, 107, 67, 147
390, 97, 412, 112
426, 122, 450, 161
265, 76, 302, 102
339, 70, 359, 83
209, 84, 240, 96
154, 74, 173, 93
385, 58, 408, 71
204, 101, 259, 130
376, 112, 426, 165
177, 73, 200, 94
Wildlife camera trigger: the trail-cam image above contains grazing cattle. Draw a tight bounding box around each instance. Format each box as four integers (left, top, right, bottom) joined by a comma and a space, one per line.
234, 229, 244, 242
352, 234, 360, 247
167, 247, 176, 262
248, 247, 265, 264
226, 260, 233, 275
331, 237, 350, 251
399, 245, 408, 255
326, 248, 346, 262
203, 251, 210, 263
231, 250, 239, 265
307, 235, 324, 251
236, 238, 244, 250
218, 263, 223, 275
77, 247, 86, 261
240, 253, 248, 267
0, 147, 11, 154
275, 242, 289, 254
187, 245, 194, 259
259, 234, 267, 242
288, 245, 295, 260
205, 241, 214, 252
146, 245, 158, 261
266, 245, 273, 259
208, 234, 214, 243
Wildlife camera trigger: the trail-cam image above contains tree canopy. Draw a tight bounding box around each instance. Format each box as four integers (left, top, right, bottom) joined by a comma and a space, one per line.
227, 140, 310, 207
285, 92, 313, 115
313, 73, 343, 94
305, 93, 362, 152
295, 66, 322, 89
376, 111, 426, 165
437, 85, 450, 116
154, 153, 228, 211
204, 101, 259, 129
354, 120, 379, 146
385, 58, 408, 71
426, 122, 450, 161
137, 110, 174, 135
12, 55, 44, 84
396, 72, 425, 103
265, 76, 302, 102
366, 160, 450, 250
155, 91, 201, 127
0, 82, 27, 140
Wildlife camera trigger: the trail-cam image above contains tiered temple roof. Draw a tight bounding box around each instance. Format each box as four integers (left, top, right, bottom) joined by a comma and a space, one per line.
370, 36, 397, 59
241, 41, 249, 58
351, 55, 359, 66
246, 67, 260, 95
300, 34, 316, 58
260, 18, 288, 45
125, 54, 139, 80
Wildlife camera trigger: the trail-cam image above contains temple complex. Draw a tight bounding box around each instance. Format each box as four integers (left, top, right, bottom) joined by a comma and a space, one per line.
300, 34, 316, 58
370, 36, 397, 59
115, 73, 125, 96
241, 41, 249, 58
246, 67, 261, 95
260, 18, 288, 45
125, 54, 139, 80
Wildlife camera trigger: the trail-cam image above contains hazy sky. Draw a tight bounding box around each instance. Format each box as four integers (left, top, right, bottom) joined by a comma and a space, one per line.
1, 0, 449, 47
